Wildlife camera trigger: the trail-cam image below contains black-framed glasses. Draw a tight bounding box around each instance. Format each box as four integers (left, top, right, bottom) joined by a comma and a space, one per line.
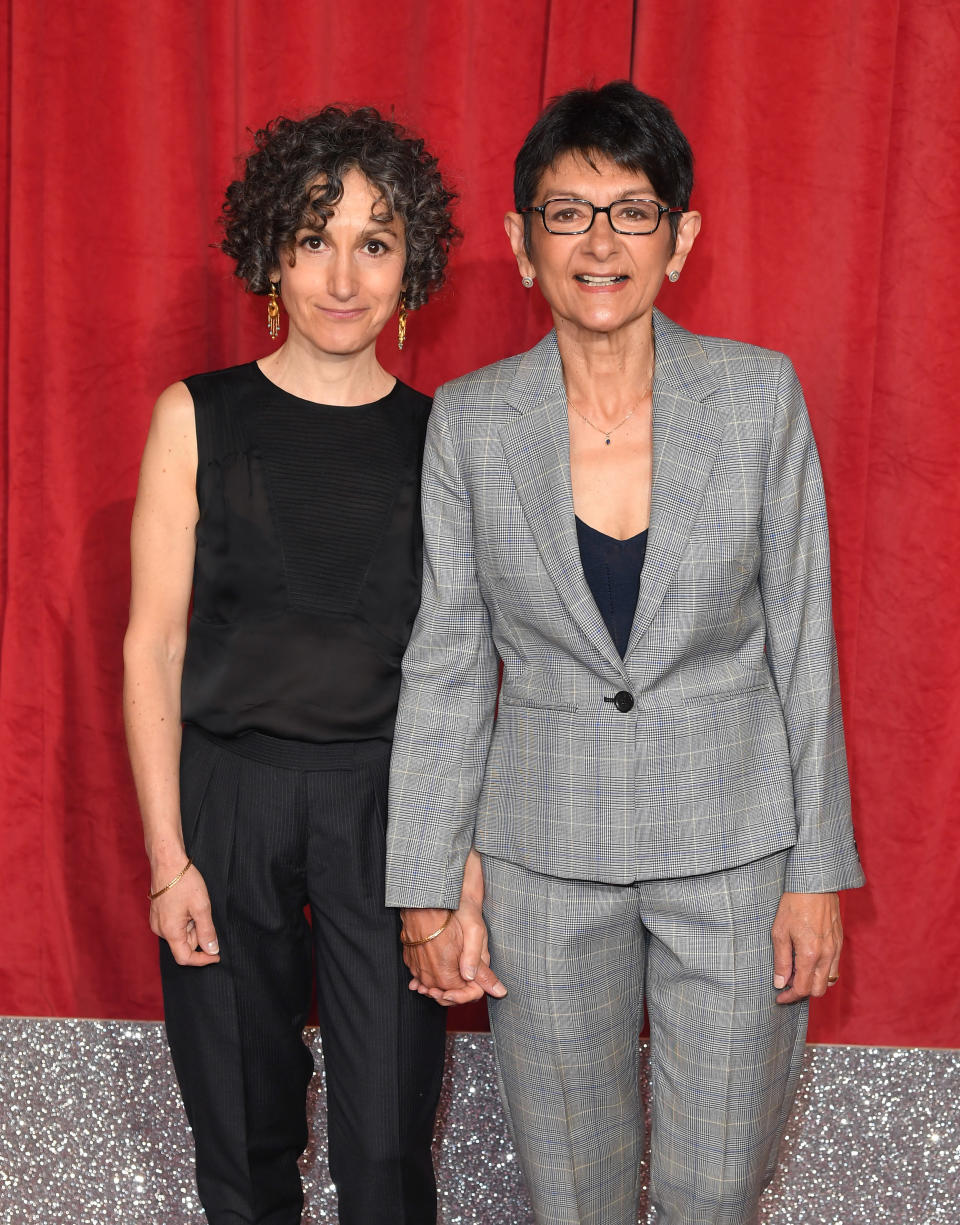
520, 197, 683, 235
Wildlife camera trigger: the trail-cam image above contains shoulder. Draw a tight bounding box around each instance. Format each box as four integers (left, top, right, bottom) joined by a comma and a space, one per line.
178, 365, 263, 460
434, 348, 528, 409
150, 380, 195, 443
182, 361, 258, 406
654, 311, 801, 435
424, 351, 534, 461
391, 379, 433, 420
428, 337, 563, 441
697, 332, 794, 389
387, 381, 432, 457
699, 334, 800, 425
657, 310, 792, 385
139, 381, 198, 489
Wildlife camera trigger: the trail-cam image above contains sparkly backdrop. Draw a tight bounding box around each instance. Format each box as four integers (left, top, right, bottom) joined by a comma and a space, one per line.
1, 1020, 957, 1224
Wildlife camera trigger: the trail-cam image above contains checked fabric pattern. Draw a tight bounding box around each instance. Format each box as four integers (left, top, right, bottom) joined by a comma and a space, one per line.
386, 308, 863, 909
482, 851, 808, 1225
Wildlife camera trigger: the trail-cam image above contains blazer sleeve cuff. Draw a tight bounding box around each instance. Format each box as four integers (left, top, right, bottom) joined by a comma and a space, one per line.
783, 847, 866, 894
385, 880, 465, 911
385, 848, 470, 910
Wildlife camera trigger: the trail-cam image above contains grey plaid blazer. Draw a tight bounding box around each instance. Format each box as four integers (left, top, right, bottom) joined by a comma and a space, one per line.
386, 310, 864, 908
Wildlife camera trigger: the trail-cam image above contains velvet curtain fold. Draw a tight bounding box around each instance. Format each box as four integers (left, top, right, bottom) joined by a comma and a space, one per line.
1, 0, 958, 1045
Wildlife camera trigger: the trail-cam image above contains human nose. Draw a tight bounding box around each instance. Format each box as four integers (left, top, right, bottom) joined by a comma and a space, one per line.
327, 247, 358, 300
582, 207, 618, 256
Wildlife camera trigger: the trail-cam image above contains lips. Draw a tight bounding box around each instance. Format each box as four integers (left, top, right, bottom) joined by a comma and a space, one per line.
575, 274, 628, 285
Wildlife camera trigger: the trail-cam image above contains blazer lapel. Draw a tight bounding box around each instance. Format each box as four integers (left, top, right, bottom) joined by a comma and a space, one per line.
624, 310, 725, 655
498, 333, 626, 672
497, 314, 726, 669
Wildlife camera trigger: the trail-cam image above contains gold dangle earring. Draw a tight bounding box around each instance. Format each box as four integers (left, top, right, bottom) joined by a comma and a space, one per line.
397, 292, 408, 351
267, 281, 281, 340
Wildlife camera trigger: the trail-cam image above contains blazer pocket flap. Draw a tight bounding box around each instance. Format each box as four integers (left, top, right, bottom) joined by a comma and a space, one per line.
498, 691, 579, 713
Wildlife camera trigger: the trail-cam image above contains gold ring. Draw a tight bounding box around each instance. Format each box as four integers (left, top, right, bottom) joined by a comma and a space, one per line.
827, 975, 839, 985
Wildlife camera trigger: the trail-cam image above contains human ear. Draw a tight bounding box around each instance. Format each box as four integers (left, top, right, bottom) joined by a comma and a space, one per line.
504, 212, 535, 281
666, 211, 702, 279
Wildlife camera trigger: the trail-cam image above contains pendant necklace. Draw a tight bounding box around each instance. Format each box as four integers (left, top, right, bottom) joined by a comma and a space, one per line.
569, 402, 636, 445
568, 381, 651, 445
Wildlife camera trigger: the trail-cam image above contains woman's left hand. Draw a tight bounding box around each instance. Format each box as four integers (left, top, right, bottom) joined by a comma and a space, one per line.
771, 891, 843, 1003
407, 849, 506, 1006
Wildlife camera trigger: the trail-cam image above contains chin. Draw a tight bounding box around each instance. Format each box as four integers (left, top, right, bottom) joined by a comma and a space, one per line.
311, 333, 370, 356
572, 314, 630, 335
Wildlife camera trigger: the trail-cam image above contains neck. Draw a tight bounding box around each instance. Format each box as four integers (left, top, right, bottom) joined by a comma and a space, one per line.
555, 313, 656, 416
258, 332, 395, 406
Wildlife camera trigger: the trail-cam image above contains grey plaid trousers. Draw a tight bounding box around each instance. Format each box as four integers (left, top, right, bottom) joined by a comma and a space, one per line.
483, 851, 807, 1225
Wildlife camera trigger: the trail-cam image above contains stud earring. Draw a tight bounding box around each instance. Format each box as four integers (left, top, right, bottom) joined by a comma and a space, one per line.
397, 292, 408, 351
668, 270, 680, 283
521, 276, 534, 289
266, 281, 281, 338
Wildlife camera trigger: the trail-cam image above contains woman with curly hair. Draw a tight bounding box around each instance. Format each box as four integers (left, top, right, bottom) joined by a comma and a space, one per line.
123, 106, 473, 1225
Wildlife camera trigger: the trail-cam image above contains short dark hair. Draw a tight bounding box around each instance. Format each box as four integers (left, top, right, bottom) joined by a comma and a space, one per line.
220, 106, 458, 310
514, 82, 694, 241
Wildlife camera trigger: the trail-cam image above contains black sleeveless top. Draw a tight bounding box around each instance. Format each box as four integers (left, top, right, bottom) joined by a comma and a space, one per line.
180, 362, 430, 742
575, 516, 648, 658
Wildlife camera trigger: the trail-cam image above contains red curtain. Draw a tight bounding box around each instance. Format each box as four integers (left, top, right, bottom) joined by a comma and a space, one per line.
2, 0, 958, 1046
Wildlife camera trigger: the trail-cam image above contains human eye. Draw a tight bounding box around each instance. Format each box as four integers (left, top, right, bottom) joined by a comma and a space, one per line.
362, 238, 391, 256
613, 200, 659, 224
544, 199, 591, 228
297, 231, 327, 252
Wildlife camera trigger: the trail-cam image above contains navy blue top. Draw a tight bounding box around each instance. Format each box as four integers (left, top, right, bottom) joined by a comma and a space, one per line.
575, 516, 648, 658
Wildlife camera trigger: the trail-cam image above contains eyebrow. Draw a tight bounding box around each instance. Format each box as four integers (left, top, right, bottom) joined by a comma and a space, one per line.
294, 219, 401, 237
541, 189, 656, 198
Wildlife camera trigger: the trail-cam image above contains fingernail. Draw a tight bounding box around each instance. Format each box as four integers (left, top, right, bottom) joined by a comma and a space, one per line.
463, 966, 476, 981
207, 942, 219, 953
773, 975, 786, 989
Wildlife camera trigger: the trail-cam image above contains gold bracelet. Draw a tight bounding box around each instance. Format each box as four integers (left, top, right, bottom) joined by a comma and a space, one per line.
148, 858, 194, 900
400, 912, 453, 947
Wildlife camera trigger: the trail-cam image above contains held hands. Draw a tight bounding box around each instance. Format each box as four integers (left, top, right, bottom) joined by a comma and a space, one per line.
149, 856, 220, 967
400, 850, 506, 1007
771, 891, 843, 1004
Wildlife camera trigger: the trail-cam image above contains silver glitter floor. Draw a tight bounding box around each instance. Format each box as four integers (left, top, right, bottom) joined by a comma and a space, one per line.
0, 1019, 957, 1223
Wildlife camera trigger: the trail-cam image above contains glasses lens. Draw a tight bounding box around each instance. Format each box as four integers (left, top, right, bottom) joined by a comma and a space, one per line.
610, 200, 662, 233
542, 199, 594, 233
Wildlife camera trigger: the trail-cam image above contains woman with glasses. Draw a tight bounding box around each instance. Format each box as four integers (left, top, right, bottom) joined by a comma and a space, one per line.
386, 82, 863, 1225
123, 106, 460, 1225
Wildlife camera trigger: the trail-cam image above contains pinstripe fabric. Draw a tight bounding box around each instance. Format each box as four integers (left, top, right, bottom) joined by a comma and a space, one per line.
483, 852, 807, 1225
162, 727, 446, 1225
386, 309, 863, 907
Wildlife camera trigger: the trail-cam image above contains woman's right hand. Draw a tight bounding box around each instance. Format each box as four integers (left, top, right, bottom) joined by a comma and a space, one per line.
149, 859, 220, 967
401, 849, 506, 1006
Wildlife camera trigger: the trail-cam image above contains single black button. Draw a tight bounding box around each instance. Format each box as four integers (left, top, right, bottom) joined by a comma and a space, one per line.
613, 690, 634, 713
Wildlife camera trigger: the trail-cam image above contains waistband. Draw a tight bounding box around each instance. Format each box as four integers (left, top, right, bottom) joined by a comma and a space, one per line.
183, 722, 391, 771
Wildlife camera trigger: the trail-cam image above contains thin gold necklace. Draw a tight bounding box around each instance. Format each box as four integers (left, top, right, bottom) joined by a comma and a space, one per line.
569, 402, 635, 444
568, 385, 651, 446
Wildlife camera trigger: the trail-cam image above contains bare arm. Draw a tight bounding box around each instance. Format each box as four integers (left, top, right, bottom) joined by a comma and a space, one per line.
123, 381, 218, 966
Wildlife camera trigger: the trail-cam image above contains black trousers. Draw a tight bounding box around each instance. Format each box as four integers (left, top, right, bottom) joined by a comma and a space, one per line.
160, 726, 447, 1225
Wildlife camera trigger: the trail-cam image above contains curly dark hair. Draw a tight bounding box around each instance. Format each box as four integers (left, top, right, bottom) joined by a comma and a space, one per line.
220, 106, 458, 310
